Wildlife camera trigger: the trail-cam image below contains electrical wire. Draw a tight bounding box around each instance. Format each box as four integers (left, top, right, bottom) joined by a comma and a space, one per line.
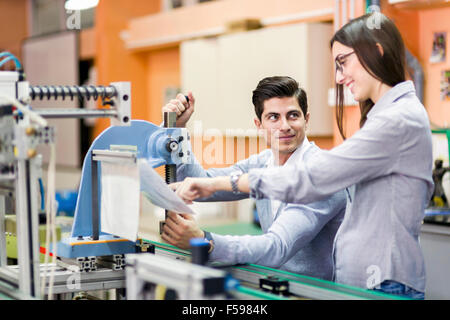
0, 52, 15, 58
41, 143, 58, 300
0, 52, 22, 70
0, 94, 47, 127
0, 64, 58, 299
38, 178, 45, 211
0, 93, 55, 299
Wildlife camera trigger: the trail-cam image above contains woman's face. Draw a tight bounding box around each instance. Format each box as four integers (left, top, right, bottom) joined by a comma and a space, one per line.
332, 41, 379, 102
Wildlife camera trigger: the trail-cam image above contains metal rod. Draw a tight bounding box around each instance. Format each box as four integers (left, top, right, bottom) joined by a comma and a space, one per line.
0, 194, 7, 267
15, 159, 40, 297
163, 112, 177, 185
29, 85, 117, 101
92, 150, 136, 165
33, 109, 118, 119
161, 112, 178, 234
91, 155, 99, 241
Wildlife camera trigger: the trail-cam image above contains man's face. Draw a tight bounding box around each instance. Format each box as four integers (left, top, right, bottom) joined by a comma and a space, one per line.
254, 96, 309, 156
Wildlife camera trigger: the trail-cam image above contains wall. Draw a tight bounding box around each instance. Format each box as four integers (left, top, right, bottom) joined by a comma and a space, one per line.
333, 1, 450, 145
4, 1, 448, 157
419, 7, 450, 127
119, 0, 344, 168
0, 0, 28, 60
381, 2, 450, 128
146, 47, 180, 123
93, 0, 161, 138
126, 0, 335, 51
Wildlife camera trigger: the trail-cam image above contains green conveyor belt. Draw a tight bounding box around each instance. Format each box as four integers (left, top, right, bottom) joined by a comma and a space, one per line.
146, 222, 410, 299
203, 222, 263, 236
144, 234, 407, 300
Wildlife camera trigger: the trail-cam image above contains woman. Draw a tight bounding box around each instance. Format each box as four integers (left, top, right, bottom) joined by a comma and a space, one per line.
172, 13, 433, 299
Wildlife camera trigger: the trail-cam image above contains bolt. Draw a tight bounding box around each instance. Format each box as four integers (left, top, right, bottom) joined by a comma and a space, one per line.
27, 149, 37, 158
25, 127, 36, 136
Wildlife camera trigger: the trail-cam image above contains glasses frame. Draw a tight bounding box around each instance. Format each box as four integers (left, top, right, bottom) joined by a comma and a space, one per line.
335, 51, 355, 74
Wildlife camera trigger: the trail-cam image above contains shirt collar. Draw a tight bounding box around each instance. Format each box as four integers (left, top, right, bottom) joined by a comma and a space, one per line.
367, 80, 416, 119
267, 136, 311, 167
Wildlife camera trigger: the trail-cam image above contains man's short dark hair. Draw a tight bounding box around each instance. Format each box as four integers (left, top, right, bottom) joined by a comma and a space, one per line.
252, 76, 308, 121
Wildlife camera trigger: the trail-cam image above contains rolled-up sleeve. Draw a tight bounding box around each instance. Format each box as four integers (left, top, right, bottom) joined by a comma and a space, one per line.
209, 191, 346, 266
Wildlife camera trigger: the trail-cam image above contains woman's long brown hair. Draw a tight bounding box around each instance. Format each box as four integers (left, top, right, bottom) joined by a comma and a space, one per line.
330, 13, 407, 139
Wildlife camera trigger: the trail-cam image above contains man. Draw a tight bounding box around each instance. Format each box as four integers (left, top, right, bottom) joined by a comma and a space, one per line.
162, 76, 346, 280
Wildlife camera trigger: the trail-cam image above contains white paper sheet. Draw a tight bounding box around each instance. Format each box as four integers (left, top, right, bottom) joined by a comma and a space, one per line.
138, 159, 196, 215
100, 161, 140, 241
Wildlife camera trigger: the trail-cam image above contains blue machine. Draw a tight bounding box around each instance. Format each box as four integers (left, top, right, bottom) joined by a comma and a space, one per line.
56, 120, 191, 258
55, 190, 78, 216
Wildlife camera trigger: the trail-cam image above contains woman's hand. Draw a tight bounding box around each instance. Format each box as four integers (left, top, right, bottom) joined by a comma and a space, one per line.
170, 177, 221, 203
170, 174, 250, 203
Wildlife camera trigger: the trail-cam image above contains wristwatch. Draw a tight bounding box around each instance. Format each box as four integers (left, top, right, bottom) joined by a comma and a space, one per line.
204, 230, 214, 253
230, 171, 243, 194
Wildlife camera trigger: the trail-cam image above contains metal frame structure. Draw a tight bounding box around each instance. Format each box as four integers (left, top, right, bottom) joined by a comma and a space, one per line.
0, 69, 131, 298
0, 68, 191, 299
141, 240, 407, 301
126, 253, 228, 300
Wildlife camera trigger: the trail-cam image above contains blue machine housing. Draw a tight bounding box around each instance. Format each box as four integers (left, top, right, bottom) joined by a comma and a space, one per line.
57, 120, 188, 258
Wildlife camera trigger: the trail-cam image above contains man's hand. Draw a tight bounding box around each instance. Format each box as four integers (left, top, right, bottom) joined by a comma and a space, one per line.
162, 91, 195, 127
170, 177, 223, 204
161, 211, 204, 250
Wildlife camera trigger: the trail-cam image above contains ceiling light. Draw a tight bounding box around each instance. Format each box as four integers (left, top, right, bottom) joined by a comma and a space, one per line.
65, 0, 99, 11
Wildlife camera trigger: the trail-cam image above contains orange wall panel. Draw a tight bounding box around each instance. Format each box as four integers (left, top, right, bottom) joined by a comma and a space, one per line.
80, 28, 96, 60
146, 47, 180, 124
93, 0, 160, 139
419, 7, 450, 127
0, 0, 28, 60
382, 1, 421, 58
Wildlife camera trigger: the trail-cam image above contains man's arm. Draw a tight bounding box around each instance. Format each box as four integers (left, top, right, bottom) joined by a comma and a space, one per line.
163, 190, 346, 268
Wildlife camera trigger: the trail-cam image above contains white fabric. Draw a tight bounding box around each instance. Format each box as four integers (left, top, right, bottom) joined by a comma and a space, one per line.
101, 161, 140, 241
138, 159, 195, 215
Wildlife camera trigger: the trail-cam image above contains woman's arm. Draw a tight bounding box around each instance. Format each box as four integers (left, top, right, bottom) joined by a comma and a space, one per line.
173, 115, 403, 204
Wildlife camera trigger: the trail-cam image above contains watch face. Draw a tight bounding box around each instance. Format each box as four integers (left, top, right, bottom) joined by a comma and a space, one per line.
230, 171, 242, 193
231, 173, 240, 183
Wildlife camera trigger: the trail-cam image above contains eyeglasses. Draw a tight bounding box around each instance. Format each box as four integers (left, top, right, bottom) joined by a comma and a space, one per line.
335, 51, 355, 74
